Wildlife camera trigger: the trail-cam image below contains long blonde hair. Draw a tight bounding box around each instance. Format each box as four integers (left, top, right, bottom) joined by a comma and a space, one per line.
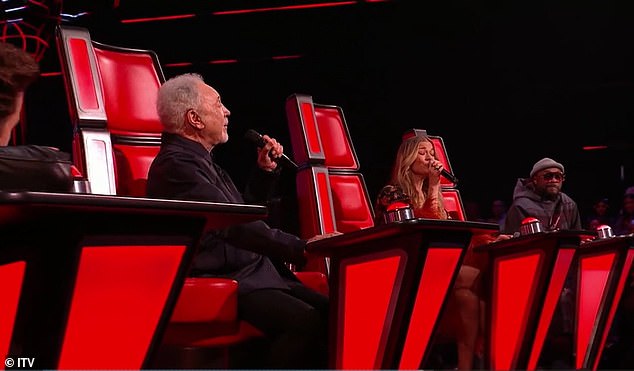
389, 135, 444, 210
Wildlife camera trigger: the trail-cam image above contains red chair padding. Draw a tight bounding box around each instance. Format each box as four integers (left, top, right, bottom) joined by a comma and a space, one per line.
164, 273, 327, 348
94, 47, 163, 137
170, 278, 238, 324
164, 278, 264, 347
442, 189, 466, 221
113, 145, 160, 197
329, 173, 374, 233
314, 105, 358, 170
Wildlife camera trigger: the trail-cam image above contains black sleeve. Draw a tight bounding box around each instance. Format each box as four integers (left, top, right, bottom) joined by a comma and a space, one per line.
213, 220, 307, 265
501, 203, 526, 235
0, 145, 73, 192
243, 166, 281, 204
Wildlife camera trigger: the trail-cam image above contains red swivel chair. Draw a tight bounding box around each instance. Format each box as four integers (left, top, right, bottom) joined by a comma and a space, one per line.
56, 25, 162, 197
56, 25, 263, 368
285, 94, 374, 274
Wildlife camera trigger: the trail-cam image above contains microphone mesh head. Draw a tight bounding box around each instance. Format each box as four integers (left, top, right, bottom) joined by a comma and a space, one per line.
244, 129, 265, 147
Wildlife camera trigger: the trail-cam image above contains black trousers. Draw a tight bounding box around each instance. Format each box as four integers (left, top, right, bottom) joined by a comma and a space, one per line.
239, 281, 329, 369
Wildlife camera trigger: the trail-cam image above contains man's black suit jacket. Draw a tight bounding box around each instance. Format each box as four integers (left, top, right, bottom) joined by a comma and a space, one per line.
146, 132, 305, 294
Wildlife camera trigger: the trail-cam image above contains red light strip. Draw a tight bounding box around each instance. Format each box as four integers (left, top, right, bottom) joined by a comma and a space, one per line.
272, 54, 302, 60
213, 1, 358, 15
163, 62, 192, 67
209, 59, 239, 64
121, 14, 195, 24
40, 71, 62, 77
582, 145, 608, 151
119, 1, 390, 23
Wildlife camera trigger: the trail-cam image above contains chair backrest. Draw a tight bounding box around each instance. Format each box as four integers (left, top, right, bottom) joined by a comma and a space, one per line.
442, 188, 466, 221
286, 93, 374, 242
56, 25, 164, 196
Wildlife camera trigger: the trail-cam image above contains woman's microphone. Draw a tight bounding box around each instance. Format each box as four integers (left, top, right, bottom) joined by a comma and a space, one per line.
441, 169, 459, 184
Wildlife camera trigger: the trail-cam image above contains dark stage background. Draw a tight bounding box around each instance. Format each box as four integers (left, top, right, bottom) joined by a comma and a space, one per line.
16, 0, 634, 229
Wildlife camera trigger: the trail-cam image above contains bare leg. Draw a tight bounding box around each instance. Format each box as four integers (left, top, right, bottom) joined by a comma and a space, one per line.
433, 265, 482, 370
454, 287, 480, 370
453, 265, 482, 370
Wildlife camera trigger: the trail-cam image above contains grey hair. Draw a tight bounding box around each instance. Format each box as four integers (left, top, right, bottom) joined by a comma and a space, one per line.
156, 73, 206, 133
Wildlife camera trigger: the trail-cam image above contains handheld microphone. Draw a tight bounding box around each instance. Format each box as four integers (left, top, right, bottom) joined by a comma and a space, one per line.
244, 129, 298, 169
441, 169, 459, 185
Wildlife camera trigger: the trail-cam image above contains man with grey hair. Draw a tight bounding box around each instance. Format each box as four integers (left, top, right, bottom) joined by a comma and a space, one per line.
146, 73, 332, 369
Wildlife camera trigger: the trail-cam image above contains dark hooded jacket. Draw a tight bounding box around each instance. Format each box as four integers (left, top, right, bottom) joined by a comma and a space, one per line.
501, 178, 582, 235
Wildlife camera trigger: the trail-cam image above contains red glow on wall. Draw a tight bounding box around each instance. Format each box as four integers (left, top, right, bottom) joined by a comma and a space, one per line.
582, 145, 608, 151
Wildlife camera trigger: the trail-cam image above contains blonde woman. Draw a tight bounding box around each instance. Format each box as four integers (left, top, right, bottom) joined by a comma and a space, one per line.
375, 134, 489, 370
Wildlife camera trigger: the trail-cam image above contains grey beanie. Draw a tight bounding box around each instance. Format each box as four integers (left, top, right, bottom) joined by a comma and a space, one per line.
530, 157, 564, 177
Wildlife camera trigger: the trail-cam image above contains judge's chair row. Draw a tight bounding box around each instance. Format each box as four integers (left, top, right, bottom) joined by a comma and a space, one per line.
284, 94, 632, 371
55, 25, 325, 368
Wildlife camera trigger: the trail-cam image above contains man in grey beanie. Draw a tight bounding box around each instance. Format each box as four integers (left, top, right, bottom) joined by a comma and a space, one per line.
502, 157, 581, 234
501, 156, 582, 369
